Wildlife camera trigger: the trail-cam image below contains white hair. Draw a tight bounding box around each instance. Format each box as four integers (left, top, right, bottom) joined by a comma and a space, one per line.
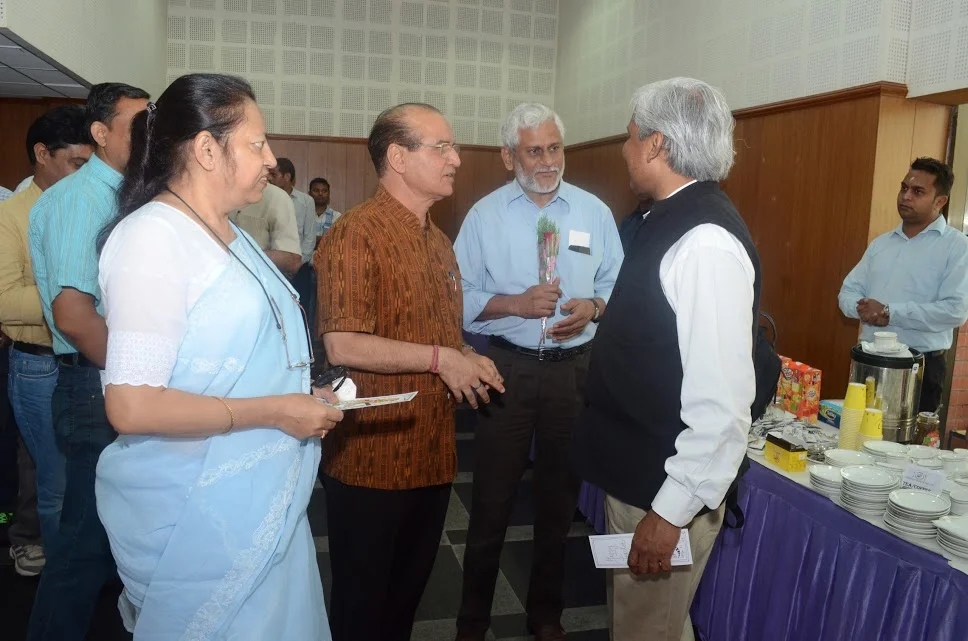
500, 102, 565, 149
629, 77, 735, 181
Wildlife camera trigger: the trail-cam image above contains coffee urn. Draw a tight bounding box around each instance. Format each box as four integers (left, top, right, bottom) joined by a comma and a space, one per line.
848, 345, 924, 443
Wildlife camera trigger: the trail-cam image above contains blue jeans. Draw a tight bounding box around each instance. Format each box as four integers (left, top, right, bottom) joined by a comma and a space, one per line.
8, 346, 64, 547
27, 362, 118, 641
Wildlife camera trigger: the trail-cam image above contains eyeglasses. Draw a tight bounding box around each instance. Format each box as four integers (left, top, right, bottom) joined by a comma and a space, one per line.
414, 142, 461, 156
270, 295, 316, 370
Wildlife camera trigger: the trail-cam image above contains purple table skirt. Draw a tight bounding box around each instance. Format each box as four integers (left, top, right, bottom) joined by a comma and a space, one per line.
690, 461, 968, 641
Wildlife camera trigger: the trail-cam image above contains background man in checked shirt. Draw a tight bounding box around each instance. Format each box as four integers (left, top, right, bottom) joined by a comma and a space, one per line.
26, 82, 148, 641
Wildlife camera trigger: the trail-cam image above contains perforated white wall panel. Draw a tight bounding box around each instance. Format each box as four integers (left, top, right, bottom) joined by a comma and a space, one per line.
555, 0, 908, 144
168, 0, 559, 143
905, 0, 968, 98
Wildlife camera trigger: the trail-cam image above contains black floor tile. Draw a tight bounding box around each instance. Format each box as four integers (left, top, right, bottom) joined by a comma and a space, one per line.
499, 538, 605, 610
446, 529, 468, 545
489, 612, 530, 638
566, 629, 610, 640
414, 546, 464, 621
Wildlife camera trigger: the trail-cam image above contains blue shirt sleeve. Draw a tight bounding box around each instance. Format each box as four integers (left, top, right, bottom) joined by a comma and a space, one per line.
889, 235, 968, 331
45, 190, 103, 302
454, 207, 496, 329
838, 244, 870, 320
594, 204, 623, 303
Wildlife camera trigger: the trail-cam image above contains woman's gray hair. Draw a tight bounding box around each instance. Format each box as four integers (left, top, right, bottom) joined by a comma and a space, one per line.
500, 102, 565, 149
630, 78, 735, 181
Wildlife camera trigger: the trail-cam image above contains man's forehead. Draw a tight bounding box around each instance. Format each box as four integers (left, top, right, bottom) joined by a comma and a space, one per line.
903, 170, 936, 188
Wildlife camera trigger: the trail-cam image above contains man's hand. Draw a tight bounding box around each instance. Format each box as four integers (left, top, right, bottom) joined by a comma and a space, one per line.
514, 278, 562, 319
857, 298, 889, 326
437, 347, 506, 409
548, 298, 596, 342
628, 510, 681, 576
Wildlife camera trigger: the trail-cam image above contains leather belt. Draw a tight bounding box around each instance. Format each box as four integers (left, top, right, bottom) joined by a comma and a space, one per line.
56, 352, 100, 368
924, 350, 947, 359
488, 335, 592, 362
12, 341, 55, 357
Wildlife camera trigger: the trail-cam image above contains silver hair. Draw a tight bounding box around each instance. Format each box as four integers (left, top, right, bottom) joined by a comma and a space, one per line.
500, 102, 565, 149
629, 77, 735, 181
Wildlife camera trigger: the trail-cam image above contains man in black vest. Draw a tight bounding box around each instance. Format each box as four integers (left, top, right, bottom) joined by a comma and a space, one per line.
574, 78, 760, 641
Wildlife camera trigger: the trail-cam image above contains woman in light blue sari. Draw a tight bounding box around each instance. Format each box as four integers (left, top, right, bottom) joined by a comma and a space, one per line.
94, 74, 342, 640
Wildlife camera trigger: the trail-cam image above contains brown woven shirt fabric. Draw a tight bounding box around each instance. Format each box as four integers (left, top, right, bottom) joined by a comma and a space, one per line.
315, 186, 463, 490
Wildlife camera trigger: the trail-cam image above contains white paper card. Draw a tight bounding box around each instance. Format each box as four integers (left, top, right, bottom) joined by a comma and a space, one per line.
589, 530, 692, 569
900, 464, 946, 495
330, 391, 418, 411
568, 229, 591, 249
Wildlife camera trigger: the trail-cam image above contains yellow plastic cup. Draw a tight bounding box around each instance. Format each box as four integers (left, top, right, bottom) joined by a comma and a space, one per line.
860, 408, 884, 438
844, 382, 867, 411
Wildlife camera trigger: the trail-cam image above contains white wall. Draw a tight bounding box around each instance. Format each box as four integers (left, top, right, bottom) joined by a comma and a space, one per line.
167, 0, 560, 143
555, 0, 911, 144
905, 0, 968, 98
3, 0, 168, 98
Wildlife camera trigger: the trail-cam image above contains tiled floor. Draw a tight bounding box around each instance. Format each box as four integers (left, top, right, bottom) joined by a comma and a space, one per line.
0, 408, 609, 640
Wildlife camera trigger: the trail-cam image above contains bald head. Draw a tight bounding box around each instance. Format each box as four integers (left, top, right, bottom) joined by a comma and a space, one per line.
368, 103, 442, 176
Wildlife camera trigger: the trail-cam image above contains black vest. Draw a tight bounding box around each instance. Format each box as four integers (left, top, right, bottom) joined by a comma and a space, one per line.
575, 181, 762, 513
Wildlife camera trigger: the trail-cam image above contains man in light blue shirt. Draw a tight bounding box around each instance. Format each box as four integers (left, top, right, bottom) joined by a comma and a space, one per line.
26, 81, 149, 641
454, 103, 623, 641
839, 157, 968, 414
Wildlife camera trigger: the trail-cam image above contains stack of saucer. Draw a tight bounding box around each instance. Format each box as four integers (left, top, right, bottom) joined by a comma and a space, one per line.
862, 440, 909, 463
935, 515, 968, 559
907, 445, 940, 462
838, 465, 898, 516
824, 449, 875, 467
884, 490, 950, 540
808, 465, 842, 498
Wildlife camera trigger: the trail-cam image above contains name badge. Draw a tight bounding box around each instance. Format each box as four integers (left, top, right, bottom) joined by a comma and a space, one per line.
568, 229, 591, 255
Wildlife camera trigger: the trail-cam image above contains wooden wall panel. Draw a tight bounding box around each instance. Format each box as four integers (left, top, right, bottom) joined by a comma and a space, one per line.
565, 138, 639, 224
267, 134, 509, 241
0, 97, 85, 191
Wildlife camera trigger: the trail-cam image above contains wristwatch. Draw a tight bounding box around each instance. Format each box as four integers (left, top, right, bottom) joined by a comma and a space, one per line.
882, 304, 890, 322
590, 298, 601, 322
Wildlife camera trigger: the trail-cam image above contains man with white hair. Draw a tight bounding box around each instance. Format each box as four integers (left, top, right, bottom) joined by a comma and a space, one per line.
454, 103, 623, 641
574, 78, 759, 640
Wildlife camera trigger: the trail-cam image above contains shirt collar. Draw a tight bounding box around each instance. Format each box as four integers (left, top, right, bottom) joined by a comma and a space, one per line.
505, 178, 572, 209
374, 185, 425, 231
86, 153, 123, 190
892, 214, 950, 239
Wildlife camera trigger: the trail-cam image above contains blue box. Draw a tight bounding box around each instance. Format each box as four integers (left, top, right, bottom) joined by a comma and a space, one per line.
818, 399, 842, 429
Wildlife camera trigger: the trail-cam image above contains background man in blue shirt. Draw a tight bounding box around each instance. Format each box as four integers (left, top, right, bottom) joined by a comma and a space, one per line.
839, 157, 968, 414
454, 103, 623, 641
27, 82, 149, 641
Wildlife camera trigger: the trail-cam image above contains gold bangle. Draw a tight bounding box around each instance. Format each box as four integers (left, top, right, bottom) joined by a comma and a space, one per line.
215, 397, 235, 434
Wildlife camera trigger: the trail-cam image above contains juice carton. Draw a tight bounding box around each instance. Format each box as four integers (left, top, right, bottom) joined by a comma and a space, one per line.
797, 365, 822, 423
789, 361, 805, 414
778, 357, 795, 411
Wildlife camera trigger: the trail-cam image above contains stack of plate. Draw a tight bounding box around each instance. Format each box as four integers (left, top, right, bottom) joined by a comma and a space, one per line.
884, 490, 950, 540
824, 449, 875, 467
907, 445, 940, 461
862, 440, 909, 463
934, 515, 968, 560
950, 488, 968, 516
839, 465, 898, 516
808, 464, 842, 498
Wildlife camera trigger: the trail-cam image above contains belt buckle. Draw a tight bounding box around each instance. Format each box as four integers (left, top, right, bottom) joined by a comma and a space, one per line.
536, 347, 547, 361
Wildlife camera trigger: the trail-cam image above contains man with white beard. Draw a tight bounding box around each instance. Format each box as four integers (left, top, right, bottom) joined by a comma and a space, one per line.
453, 103, 623, 641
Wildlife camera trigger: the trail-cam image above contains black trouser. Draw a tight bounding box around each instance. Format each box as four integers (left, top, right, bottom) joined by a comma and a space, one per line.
919, 350, 946, 414
322, 474, 451, 641
292, 263, 317, 338
457, 348, 589, 637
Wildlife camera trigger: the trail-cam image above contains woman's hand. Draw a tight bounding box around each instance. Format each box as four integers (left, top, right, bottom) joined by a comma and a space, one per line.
275, 393, 343, 439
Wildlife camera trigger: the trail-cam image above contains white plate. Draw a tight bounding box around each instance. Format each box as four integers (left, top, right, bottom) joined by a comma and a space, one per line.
863, 441, 909, 455
825, 450, 875, 467
950, 488, 968, 503
889, 490, 951, 514
885, 522, 937, 540
809, 465, 843, 484
938, 539, 968, 559
938, 531, 968, 549
841, 465, 898, 488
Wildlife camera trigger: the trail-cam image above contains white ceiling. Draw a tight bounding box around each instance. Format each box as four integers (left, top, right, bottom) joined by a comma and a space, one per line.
0, 30, 89, 99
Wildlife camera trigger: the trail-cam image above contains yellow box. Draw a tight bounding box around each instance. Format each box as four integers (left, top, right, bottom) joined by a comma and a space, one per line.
765, 433, 808, 472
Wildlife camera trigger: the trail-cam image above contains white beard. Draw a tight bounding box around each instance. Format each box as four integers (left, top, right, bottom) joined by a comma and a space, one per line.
515, 160, 564, 194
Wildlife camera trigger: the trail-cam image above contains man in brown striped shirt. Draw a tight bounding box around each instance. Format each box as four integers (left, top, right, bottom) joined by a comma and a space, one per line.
315, 103, 504, 641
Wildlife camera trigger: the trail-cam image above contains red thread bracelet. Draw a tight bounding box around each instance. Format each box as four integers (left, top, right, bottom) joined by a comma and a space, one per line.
430, 345, 440, 373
